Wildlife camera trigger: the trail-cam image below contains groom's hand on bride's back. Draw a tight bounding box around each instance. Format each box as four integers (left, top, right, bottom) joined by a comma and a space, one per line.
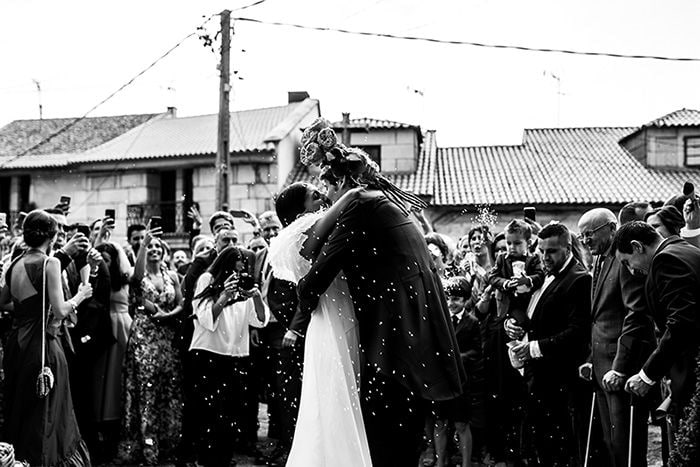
282, 330, 299, 348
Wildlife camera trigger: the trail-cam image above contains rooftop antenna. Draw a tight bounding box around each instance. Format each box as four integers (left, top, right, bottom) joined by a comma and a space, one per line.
32, 79, 43, 127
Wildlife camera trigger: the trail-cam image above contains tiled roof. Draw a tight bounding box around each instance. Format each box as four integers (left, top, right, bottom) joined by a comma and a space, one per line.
0, 113, 158, 158
437, 126, 700, 206
330, 117, 417, 130
71, 99, 319, 164
285, 130, 438, 198
642, 108, 700, 128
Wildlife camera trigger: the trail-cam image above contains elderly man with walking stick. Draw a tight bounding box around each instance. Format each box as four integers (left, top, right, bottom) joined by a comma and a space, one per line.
577, 209, 656, 467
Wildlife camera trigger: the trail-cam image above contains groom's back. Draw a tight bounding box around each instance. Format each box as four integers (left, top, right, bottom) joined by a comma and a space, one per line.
344, 190, 465, 400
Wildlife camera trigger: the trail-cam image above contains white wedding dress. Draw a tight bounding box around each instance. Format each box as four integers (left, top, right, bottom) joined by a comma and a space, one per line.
269, 211, 372, 467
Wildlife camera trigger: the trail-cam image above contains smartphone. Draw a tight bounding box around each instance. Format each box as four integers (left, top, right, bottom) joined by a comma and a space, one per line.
229, 209, 251, 219
150, 215, 162, 230
192, 201, 200, 212
0, 213, 6, 225
60, 195, 71, 206
523, 206, 536, 222
104, 209, 116, 220
16, 212, 27, 228
76, 224, 91, 238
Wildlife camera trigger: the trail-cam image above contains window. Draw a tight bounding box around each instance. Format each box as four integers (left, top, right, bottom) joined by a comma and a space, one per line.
685, 136, 700, 166
357, 145, 381, 167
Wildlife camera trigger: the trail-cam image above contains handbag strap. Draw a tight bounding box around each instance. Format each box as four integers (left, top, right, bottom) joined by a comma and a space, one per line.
41, 256, 49, 371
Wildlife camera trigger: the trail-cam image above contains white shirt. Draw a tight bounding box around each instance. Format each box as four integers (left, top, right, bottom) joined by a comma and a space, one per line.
525, 253, 574, 358
190, 272, 269, 357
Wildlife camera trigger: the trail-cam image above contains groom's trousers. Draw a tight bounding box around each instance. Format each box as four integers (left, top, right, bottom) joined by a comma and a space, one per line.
361, 370, 425, 467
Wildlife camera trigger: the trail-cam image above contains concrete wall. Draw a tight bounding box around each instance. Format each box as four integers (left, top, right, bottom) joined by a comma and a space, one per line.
349, 128, 418, 173
428, 204, 625, 241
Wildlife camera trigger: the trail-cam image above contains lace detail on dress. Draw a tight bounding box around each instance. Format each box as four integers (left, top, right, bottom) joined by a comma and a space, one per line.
269, 210, 325, 284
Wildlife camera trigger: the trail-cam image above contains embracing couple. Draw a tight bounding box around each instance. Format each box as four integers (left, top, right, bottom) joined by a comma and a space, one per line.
267, 118, 465, 467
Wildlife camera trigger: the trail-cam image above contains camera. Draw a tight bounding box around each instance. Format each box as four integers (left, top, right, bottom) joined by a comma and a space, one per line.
238, 273, 256, 291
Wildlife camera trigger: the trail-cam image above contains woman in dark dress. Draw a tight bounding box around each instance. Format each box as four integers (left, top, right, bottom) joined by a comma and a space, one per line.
0, 209, 93, 466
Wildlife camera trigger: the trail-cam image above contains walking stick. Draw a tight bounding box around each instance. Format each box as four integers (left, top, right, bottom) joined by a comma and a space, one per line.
628, 396, 636, 467
584, 391, 596, 467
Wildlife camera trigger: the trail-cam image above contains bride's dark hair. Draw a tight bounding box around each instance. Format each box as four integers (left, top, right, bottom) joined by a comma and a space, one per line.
275, 182, 309, 227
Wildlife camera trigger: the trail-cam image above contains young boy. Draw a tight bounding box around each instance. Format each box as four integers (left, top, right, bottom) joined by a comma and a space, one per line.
487, 219, 545, 329
434, 276, 484, 467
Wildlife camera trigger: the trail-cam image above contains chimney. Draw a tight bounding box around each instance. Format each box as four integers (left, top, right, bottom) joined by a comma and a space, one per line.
288, 91, 310, 104
166, 106, 177, 118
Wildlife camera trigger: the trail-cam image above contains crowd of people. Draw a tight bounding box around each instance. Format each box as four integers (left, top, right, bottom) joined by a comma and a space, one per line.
0, 173, 699, 467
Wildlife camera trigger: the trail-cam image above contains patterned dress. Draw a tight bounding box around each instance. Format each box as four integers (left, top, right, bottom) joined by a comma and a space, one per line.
118, 267, 183, 464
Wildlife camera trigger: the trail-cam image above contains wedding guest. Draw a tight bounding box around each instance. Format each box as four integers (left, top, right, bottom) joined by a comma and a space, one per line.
190, 246, 269, 467
680, 195, 700, 248
506, 223, 592, 466
577, 209, 655, 467
434, 277, 483, 467
119, 227, 184, 464
481, 231, 527, 466
488, 219, 544, 330
124, 223, 146, 266
0, 209, 93, 466
177, 212, 243, 464
425, 232, 453, 278
463, 225, 494, 318
94, 242, 133, 460
613, 222, 700, 464
619, 201, 653, 225
66, 245, 113, 462
645, 205, 685, 238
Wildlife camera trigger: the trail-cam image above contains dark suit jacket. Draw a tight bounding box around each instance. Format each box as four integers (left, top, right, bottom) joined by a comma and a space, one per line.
294, 190, 465, 400
525, 257, 592, 392
590, 251, 656, 385
644, 236, 700, 407
453, 312, 483, 387
254, 247, 299, 348
67, 260, 114, 357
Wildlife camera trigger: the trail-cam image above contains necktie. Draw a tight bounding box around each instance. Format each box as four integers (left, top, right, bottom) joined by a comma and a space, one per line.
593, 255, 604, 295
452, 314, 459, 329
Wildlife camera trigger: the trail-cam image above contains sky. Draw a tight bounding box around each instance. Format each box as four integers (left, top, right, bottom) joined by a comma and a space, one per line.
2, 0, 700, 147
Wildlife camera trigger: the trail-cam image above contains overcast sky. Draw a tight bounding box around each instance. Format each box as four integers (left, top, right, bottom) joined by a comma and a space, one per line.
2, 0, 700, 147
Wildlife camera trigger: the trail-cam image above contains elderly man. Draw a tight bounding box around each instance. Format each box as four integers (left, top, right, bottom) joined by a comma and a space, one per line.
577, 209, 655, 467
614, 222, 700, 456
506, 223, 591, 466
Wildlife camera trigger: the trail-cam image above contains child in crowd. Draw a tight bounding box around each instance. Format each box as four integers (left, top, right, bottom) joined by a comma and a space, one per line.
487, 219, 544, 328
434, 276, 484, 467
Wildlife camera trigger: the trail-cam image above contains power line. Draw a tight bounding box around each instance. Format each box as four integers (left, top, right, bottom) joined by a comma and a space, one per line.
232, 0, 271, 12
1, 14, 218, 169
233, 16, 700, 63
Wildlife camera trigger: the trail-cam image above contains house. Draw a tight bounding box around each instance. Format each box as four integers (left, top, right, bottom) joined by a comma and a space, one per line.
0, 94, 320, 247
286, 109, 700, 239
0, 113, 158, 216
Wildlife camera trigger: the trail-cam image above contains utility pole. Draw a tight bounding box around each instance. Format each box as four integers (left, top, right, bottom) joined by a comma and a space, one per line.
341, 112, 351, 145
215, 10, 231, 210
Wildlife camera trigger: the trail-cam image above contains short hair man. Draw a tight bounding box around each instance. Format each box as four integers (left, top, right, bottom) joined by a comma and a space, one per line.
613, 222, 700, 450
618, 202, 653, 225
258, 211, 282, 245
125, 223, 147, 266
506, 223, 591, 466
577, 209, 655, 467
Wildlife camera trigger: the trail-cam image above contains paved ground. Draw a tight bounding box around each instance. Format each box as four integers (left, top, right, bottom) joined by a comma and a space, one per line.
98, 404, 665, 466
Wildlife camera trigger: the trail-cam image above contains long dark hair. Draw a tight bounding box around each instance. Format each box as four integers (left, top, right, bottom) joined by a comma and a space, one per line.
194, 246, 245, 302
95, 243, 129, 292
275, 182, 309, 227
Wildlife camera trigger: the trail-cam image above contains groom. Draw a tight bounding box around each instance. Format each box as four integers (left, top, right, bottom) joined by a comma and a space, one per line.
291, 169, 466, 466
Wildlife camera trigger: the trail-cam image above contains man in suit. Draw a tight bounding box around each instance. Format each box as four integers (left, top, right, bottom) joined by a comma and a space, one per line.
252, 211, 304, 466
614, 222, 700, 426
293, 173, 465, 467
506, 223, 592, 466
577, 209, 656, 467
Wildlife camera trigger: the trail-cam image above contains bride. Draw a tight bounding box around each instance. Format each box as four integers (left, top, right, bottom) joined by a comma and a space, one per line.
269, 180, 372, 467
